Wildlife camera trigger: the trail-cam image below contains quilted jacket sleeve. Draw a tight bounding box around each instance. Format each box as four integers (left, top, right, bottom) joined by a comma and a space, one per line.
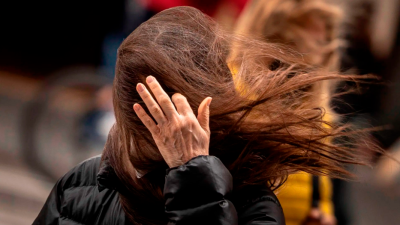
33, 156, 126, 225
33, 179, 63, 225
163, 155, 285, 225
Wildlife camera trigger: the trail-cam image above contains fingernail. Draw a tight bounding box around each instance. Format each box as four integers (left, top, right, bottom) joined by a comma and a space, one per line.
207, 98, 212, 107
147, 76, 155, 83
134, 104, 141, 111
137, 83, 145, 92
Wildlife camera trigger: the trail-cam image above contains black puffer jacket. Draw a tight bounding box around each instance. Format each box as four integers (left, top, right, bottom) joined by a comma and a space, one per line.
34, 155, 285, 225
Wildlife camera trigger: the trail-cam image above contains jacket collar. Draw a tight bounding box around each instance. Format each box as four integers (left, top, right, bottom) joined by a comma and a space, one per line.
97, 156, 168, 192
97, 157, 120, 192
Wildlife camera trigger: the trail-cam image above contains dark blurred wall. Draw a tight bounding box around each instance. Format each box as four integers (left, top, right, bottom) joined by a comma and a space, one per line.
0, 1, 125, 75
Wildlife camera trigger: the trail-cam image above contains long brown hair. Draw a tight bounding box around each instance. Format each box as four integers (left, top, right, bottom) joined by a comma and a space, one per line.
233, 0, 343, 69
103, 6, 379, 225
231, 0, 345, 125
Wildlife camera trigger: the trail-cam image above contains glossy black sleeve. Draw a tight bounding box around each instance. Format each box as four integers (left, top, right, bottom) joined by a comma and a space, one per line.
163, 156, 285, 225
164, 156, 238, 225
33, 179, 63, 225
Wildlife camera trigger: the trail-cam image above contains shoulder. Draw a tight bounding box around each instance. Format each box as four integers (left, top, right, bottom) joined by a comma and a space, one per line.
58, 155, 102, 190
34, 155, 127, 225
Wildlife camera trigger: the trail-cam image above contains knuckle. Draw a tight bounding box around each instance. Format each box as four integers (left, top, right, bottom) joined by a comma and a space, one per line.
143, 95, 153, 103
167, 119, 180, 130
170, 117, 181, 125
158, 119, 167, 126
168, 117, 178, 125
186, 118, 196, 127
159, 96, 170, 105
151, 106, 161, 114
171, 125, 181, 134
167, 118, 176, 127
153, 126, 161, 136
136, 110, 144, 117
145, 118, 153, 126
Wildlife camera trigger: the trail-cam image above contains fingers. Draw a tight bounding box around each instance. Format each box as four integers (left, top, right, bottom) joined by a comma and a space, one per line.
133, 103, 159, 134
197, 97, 212, 133
136, 76, 211, 135
146, 76, 177, 118
136, 83, 166, 123
172, 93, 193, 115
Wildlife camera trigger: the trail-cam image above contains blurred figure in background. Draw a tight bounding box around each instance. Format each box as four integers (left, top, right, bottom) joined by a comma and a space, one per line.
231, 0, 344, 224
370, 0, 400, 196
141, 0, 248, 28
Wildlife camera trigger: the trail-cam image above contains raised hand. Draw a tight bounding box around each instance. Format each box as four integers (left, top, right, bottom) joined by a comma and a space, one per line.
133, 76, 212, 168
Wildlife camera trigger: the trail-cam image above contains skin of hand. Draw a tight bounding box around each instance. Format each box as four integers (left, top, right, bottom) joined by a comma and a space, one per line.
302, 208, 337, 225
133, 76, 212, 168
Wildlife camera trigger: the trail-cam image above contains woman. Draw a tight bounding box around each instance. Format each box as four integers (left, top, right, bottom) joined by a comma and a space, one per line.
34, 6, 378, 225
231, 0, 343, 224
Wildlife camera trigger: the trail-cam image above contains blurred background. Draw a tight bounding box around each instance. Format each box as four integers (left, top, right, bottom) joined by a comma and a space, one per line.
0, 0, 400, 224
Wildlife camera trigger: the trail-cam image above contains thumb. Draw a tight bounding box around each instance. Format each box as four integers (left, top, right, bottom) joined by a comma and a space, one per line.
197, 97, 212, 133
